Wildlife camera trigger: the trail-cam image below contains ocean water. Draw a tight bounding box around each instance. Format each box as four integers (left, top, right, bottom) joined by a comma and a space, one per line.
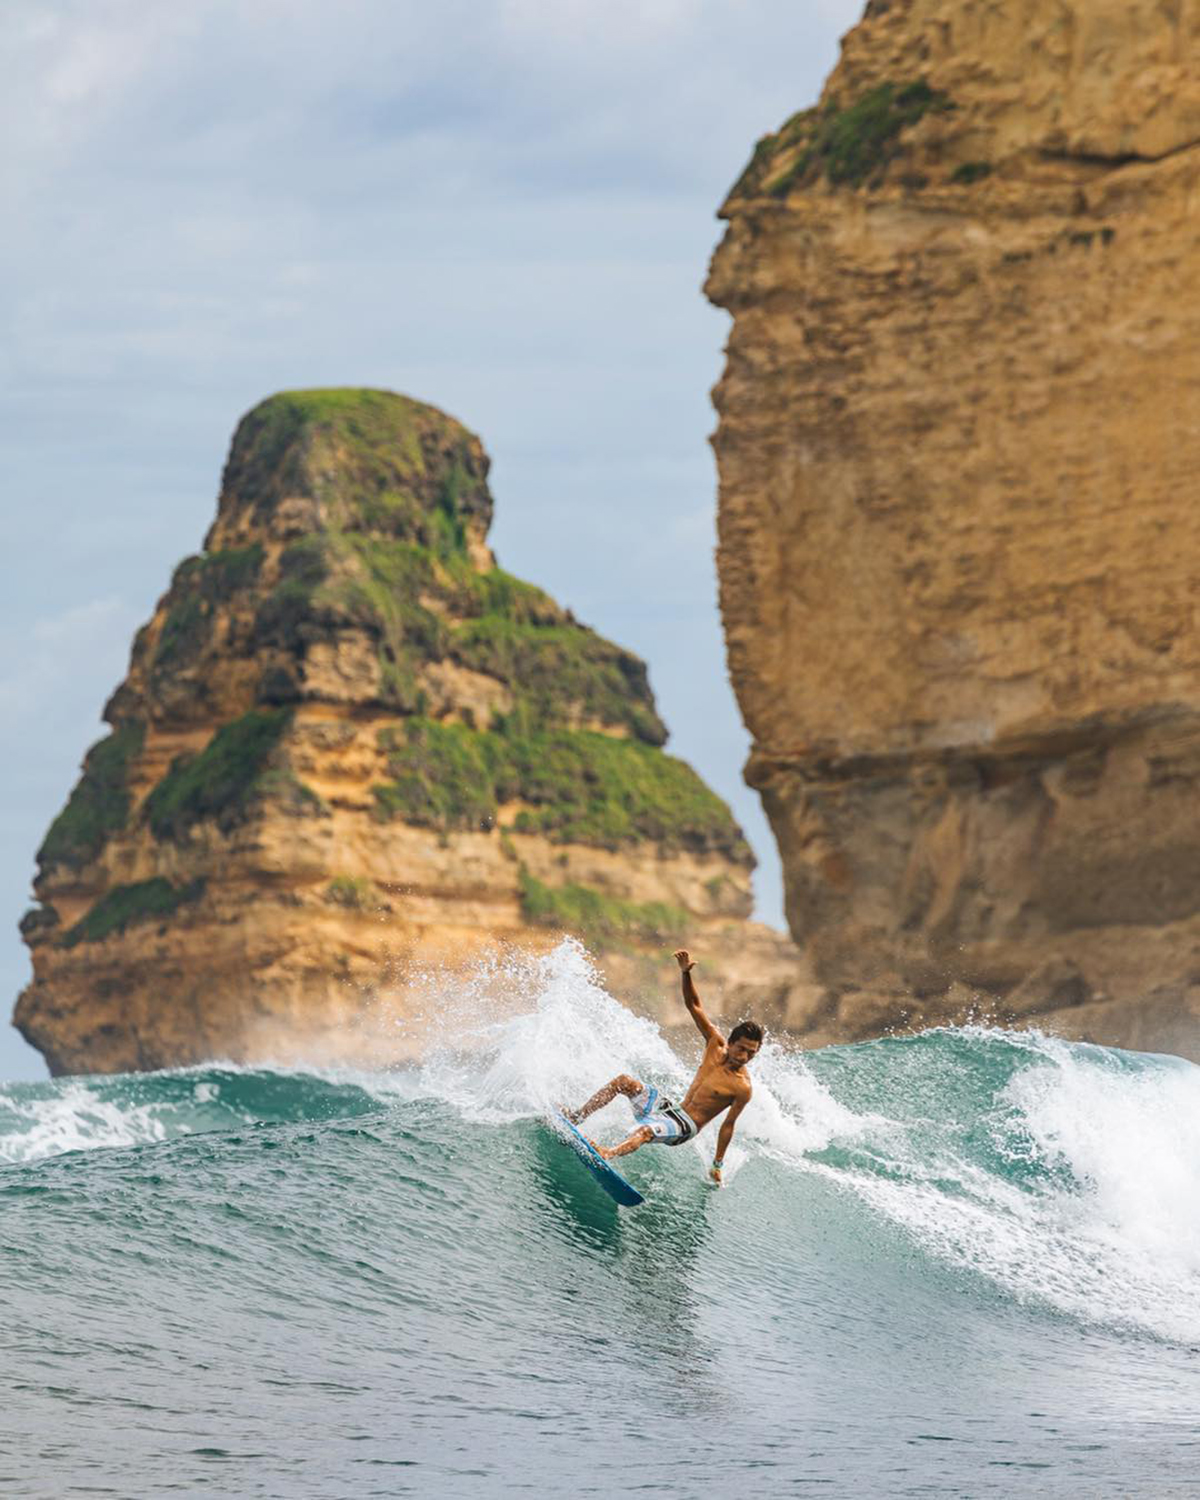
4, 941, 1198, 1497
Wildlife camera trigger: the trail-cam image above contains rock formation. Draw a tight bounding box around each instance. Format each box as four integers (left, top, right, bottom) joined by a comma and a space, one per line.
18, 389, 808, 1075
707, 0, 1200, 1059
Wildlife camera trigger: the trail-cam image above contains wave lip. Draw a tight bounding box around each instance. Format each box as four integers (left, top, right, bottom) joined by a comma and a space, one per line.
0, 1065, 388, 1165
801, 1027, 1200, 1347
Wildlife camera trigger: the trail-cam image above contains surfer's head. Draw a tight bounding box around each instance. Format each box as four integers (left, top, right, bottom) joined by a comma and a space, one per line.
726, 1020, 763, 1067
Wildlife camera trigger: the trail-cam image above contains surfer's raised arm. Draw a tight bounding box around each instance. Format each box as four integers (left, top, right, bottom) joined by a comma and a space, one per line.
674, 949, 719, 1043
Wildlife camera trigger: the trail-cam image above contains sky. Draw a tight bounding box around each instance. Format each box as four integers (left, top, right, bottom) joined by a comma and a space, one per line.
1, 0, 861, 1081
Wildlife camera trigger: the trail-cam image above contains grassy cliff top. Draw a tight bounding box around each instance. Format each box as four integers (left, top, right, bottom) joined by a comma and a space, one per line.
211, 387, 493, 556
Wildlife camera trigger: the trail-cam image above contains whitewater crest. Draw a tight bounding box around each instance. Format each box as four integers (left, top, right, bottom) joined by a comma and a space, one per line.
4, 942, 1199, 1346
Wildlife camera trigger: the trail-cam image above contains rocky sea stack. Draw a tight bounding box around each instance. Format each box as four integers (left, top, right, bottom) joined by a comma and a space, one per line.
19, 389, 805, 1075
707, 0, 1200, 1058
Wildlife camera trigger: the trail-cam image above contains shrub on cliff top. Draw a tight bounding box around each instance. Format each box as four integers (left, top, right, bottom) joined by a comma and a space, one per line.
38, 721, 146, 872
789, 82, 952, 190
145, 708, 293, 839
62, 877, 206, 948
731, 80, 953, 199
372, 717, 749, 860
518, 865, 687, 951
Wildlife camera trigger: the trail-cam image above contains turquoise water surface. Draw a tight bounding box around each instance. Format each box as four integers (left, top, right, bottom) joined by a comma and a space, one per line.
3, 943, 1198, 1496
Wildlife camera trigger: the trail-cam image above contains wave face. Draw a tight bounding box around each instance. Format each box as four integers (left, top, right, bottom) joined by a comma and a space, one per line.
4, 942, 1198, 1497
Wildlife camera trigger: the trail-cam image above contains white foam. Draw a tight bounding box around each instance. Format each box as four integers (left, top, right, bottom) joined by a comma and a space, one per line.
0, 1080, 172, 1164
0, 1059, 382, 1166
804, 1028, 1200, 1346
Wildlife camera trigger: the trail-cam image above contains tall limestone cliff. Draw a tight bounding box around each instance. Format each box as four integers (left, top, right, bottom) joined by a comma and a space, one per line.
18, 389, 807, 1075
707, 0, 1200, 1058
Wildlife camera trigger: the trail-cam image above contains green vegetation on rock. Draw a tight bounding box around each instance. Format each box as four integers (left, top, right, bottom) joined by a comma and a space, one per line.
732, 81, 953, 199
62, 877, 205, 948
333, 535, 446, 712
38, 721, 146, 872
155, 593, 207, 667
174, 544, 265, 597
155, 545, 264, 667
145, 709, 294, 839
255, 768, 328, 816
372, 718, 495, 830
372, 717, 748, 859
518, 866, 686, 950
19, 904, 60, 940
325, 875, 379, 910
253, 537, 331, 654
951, 160, 992, 185
451, 619, 665, 745
229, 389, 488, 555
248, 517, 666, 739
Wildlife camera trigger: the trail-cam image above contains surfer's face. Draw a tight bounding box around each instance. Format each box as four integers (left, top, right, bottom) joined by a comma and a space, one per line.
726, 1037, 760, 1068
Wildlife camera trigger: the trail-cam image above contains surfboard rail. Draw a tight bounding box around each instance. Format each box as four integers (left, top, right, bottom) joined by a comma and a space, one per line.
547, 1109, 645, 1208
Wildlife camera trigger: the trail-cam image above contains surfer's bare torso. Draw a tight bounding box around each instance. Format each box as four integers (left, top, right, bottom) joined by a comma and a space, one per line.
679, 1031, 754, 1132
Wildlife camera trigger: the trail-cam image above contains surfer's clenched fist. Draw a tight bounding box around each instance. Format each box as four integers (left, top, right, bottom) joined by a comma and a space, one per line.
565, 946, 765, 1187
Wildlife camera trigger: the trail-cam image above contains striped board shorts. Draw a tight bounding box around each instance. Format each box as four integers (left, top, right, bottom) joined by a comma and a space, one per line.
629, 1085, 697, 1147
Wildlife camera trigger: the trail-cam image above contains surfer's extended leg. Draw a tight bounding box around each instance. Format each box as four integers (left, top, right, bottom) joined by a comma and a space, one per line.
565, 1073, 643, 1124
598, 1126, 654, 1161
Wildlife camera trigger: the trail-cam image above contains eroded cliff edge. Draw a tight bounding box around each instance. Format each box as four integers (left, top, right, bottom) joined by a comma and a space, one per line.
707, 0, 1200, 1058
18, 389, 808, 1075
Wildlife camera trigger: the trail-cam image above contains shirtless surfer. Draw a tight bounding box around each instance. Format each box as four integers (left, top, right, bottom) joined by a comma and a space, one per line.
564, 949, 762, 1185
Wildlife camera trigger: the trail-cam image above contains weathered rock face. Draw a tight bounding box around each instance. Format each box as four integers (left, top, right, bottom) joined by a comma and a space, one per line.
18, 389, 809, 1075
707, 0, 1200, 1059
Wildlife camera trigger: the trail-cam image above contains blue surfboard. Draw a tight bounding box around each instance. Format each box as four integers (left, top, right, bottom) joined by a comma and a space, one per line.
548, 1109, 645, 1208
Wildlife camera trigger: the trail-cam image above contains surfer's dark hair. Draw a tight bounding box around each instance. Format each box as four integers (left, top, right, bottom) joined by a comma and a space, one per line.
728, 1020, 764, 1045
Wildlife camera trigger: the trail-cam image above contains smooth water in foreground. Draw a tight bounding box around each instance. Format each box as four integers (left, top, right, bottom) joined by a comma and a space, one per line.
3, 943, 1198, 1497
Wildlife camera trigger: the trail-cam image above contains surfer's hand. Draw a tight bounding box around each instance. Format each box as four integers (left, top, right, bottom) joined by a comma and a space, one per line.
674, 949, 694, 972
709, 1164, 723, 1186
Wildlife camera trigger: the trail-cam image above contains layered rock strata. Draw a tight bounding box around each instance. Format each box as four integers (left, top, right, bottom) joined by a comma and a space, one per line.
19, 389, 809, 1075
707, 0, 1200, 1059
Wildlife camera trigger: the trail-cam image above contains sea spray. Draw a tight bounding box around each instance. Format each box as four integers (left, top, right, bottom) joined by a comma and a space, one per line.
414, 939, 684, 1124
